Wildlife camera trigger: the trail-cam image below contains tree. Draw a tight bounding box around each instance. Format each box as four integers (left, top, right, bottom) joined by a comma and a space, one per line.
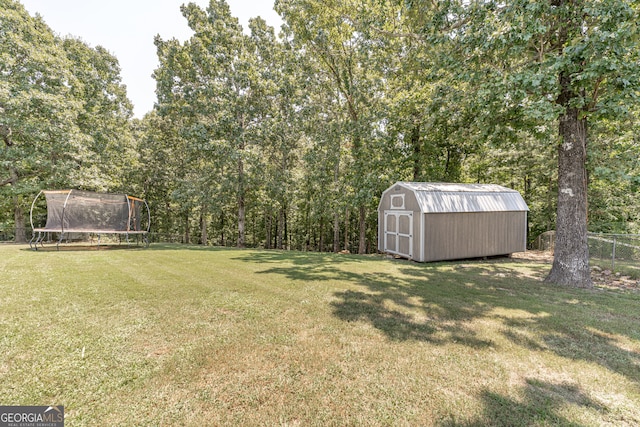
247, 17, 304, 249
135, 111, 192, 241
276, 0, 385, 254
62, 38, 135, 191
404, 0, 640, 287
1, 1, 137, 242
587, 110, 640, 234
0, 0, 83, 242
154, 0, 270, 247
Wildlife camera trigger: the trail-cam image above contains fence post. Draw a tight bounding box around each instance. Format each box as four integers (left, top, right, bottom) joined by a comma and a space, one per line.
611, 235, 616, 271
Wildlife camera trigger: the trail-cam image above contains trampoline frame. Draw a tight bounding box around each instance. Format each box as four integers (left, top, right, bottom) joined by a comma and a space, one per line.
29, 189, 151, 250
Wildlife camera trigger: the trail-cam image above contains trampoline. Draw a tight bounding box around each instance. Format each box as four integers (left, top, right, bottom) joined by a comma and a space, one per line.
29, 189, 150, 250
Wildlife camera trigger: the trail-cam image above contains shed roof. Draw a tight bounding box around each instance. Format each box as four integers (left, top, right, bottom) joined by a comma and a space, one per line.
391, 182, 529, 213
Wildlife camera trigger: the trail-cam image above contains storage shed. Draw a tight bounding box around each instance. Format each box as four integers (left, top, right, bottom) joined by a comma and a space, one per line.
378, 182, 529, 262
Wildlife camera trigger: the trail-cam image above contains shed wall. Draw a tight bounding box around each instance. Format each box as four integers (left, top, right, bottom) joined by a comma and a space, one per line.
422, 211, 527, 262
378, 186, 422, 257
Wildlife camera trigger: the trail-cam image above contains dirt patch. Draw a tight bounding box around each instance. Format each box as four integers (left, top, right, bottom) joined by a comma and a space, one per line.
591, 266, 640, 291
512, 251, 554, 263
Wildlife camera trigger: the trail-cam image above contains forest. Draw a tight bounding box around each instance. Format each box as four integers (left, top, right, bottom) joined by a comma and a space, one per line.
2, 0, 640, 281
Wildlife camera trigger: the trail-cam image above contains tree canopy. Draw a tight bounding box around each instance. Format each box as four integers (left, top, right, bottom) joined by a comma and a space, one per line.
3, 0, 640, 287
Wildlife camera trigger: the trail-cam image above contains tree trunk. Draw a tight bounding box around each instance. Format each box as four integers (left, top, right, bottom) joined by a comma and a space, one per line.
411, 121, 422, 181
236, 112, 246, 248
14, 195, 26, 244
184, 211, 190, 244
277, 207, 284, 249
344, 207, 350, 252
358, 205, 366, 254
544, 0, 592, 288
200, 205, 207, 245
545, 98, 592, 287
237, 192, 245, 248
237, 155, 245, 248
265, 212, 272, 249
283, 209, 288, 250
443, 145, 462, 182
219, 212, 225, 246
333, 211, 340, 253
304, 195, 311, 251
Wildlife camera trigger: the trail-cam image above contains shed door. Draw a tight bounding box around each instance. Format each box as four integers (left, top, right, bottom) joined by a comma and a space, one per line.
384, 211, 413, 259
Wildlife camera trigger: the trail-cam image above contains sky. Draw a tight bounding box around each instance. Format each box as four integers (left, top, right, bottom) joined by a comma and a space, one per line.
20, 0, 283, 118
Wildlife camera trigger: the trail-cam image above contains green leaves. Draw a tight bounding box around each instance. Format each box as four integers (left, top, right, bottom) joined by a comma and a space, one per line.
1, 0, 136, 237
6, 0, 639, 251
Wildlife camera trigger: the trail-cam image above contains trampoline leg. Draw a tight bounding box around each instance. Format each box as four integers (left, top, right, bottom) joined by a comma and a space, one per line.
31, 232, 46, 250
37, 232, 45, 248
29, 232, 37, 250
56, 232, 65, 251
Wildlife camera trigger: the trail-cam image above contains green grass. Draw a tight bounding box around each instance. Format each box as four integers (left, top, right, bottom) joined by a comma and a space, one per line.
1, 244, 639, 426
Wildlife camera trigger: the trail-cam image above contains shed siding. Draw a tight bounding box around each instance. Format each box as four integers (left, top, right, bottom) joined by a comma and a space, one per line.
423, 211, 527, 262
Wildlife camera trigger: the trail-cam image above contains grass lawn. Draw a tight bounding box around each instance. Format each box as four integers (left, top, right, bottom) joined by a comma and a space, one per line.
1, 244, 639, 426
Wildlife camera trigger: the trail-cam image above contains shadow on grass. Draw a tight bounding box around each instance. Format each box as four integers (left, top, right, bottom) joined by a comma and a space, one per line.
439, 379, 606, 427
143, 245, 373, 264
233, 252, 541, 348
332, 288, 495, 347
233, 250, 640, 389
230, 248, 369, 265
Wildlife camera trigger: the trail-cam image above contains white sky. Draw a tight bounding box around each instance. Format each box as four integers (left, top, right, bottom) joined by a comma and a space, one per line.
20, 0, 283, 118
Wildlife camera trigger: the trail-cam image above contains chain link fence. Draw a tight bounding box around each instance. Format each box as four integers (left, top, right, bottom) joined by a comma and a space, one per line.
530, 231, 640, 276
588, 233, 640, 273
533, 231, 639, 268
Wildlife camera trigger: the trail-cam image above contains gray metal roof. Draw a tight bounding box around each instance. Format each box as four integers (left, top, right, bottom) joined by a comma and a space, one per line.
395, 182, 529, 213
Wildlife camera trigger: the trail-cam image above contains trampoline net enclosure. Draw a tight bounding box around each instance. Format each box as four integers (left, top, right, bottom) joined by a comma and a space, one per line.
30, 190, 150, 248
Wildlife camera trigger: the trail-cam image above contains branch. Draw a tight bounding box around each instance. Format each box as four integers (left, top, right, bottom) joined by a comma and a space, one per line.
587, 76, 604, 112
0, 170, 38, 187
0, 124, 13, 147
0, 176, 17, 187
